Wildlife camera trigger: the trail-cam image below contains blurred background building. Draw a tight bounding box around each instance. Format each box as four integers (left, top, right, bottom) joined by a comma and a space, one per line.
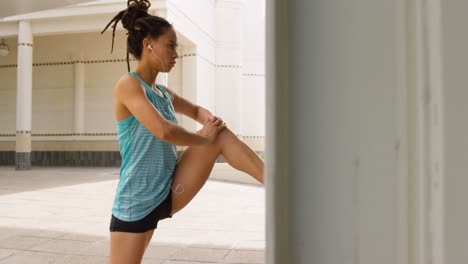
0, 0, 265, 168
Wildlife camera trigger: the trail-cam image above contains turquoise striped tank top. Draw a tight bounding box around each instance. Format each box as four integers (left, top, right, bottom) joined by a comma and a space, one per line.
112, 71, 178, 221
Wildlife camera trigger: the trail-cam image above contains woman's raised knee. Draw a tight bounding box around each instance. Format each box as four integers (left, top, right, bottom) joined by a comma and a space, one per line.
214, 127, 237, 146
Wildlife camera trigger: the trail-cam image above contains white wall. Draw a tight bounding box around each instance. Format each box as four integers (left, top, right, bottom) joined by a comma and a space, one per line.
167, 0, 217, 122
167, 0, 266, 139
42, 31, 130, 134
0, 38, 17, 134
32, 64, 74, 133
241, 0, 265, 136
214, 0, 242, 133
0, 30, 134, 135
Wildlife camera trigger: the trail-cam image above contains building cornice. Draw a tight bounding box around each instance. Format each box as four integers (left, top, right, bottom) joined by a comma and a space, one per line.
0, 0, 167, 37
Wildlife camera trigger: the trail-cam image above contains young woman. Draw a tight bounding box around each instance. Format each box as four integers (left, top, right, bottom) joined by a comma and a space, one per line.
101, 1, 264, 263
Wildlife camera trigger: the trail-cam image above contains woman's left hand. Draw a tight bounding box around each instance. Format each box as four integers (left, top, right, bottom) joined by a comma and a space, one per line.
208, 116, 226, 127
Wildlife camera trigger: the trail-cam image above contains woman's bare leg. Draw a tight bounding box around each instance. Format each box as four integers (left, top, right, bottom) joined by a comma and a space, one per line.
109, 128, 263, 262
109, 230, 154, 264
219, 130, 264, 183
171, 128, 264, 215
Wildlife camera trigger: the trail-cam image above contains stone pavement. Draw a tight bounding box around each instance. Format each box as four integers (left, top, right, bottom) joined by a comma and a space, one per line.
0, 166, 265, 263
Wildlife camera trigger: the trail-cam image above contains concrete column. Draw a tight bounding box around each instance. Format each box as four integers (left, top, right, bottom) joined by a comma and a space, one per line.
215, 0, 243, 133
266, 1, 404, 263
154, 8, 169, 87
181, 46, 198, 131
15, 21, 33, 170
168, 45, 183, 123
240, 0, 265, 137
74, 61, 85, 134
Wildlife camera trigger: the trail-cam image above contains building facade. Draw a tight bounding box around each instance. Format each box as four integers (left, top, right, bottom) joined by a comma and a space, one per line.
0, 0, 266, 168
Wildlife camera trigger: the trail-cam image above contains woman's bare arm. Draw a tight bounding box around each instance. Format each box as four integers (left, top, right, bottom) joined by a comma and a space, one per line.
164, 86, 215, 124
115, 75, 209, 146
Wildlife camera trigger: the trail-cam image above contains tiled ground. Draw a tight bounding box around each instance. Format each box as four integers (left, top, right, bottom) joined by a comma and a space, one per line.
0, 166, 265, 263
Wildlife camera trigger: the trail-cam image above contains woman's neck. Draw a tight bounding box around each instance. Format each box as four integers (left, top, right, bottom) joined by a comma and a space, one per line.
134, 63, 159, 88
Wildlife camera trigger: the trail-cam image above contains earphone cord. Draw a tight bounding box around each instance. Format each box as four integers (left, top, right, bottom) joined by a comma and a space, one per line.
149, 46, 167, 87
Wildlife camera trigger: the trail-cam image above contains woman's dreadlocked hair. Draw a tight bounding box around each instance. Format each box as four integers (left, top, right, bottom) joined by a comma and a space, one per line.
101, 0, 173, 72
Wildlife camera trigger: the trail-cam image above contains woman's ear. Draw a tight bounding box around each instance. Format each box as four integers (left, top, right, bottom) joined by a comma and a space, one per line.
143, 38, 151, 50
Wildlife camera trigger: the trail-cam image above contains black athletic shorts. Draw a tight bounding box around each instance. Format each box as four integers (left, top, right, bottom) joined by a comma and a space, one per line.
109, 191, 172, 233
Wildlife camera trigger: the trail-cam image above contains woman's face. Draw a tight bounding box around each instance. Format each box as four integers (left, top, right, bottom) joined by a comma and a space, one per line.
146, 27, 179, 72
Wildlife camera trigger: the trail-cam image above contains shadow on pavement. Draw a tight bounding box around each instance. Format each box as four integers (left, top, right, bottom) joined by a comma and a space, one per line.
0, 166, 119, 196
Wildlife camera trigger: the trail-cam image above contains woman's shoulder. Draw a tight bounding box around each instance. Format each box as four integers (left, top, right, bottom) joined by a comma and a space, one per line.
118, 73, 139, 86
117, 73, 142, 90
114, 73, 144, 98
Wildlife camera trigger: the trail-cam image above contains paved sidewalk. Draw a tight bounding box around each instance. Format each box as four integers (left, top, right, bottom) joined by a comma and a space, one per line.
0, 166, 265, 263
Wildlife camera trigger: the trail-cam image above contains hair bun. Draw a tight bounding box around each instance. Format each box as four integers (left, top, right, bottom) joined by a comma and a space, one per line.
127, 0, 151, 10
121, 0, 151, 31
102, 0, 172, 72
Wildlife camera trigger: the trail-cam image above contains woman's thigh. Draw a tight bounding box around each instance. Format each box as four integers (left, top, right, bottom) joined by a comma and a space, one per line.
109, 230, 154, 264
170, 138, 223, 215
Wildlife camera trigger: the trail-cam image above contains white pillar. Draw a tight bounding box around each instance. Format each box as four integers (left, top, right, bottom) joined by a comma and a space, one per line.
15, 21, 33, 170
74, 61, 85, 134
181, 46, 198, 131
168, 45, 183, 122
266, 1, 405, 263
215, 0, 243, 133
155, 8, 169, 87
240, 0, 265, 137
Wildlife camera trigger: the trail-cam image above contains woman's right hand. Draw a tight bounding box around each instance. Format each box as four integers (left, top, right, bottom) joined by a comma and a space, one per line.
196, 116, 226, 143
